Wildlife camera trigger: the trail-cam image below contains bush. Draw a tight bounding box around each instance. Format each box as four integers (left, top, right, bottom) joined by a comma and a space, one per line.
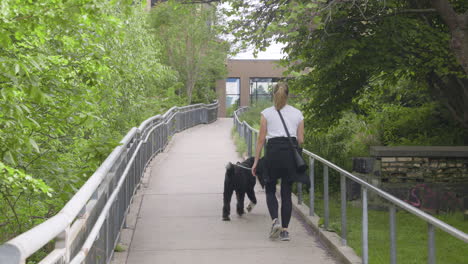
371, 103, 464, 146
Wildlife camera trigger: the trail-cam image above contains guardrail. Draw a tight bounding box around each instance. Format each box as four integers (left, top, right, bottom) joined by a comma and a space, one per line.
233, 107, 468, 264
0, 101, 218, 264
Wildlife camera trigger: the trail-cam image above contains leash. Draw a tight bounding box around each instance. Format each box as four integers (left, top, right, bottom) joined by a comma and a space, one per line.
231, 163, 252, 171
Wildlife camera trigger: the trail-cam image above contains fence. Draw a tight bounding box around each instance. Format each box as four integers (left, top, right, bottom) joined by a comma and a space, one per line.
0, 102, 218, 264
233, 107, 468, 264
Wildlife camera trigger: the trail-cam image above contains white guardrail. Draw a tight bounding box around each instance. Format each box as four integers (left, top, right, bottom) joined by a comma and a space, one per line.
233, 107, 468, 264
0, 102, 218, 264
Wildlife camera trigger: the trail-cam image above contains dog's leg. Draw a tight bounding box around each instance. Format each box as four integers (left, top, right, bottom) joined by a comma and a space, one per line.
236, 190, 245, 216
246, 179, 257, 212
222, 177, 233, 221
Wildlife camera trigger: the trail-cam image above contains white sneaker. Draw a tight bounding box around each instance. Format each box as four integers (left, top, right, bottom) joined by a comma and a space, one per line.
269, 218, 281, 239
246, 202, 256, 212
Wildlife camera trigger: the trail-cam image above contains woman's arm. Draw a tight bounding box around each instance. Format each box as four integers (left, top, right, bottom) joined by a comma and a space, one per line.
252, 115, 267, 176
297, 120, 304, 145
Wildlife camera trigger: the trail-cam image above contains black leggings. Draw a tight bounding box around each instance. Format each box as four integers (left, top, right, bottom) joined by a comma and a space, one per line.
265, 178, 293, 228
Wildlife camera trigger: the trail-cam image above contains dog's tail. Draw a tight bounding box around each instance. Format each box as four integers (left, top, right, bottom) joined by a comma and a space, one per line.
225, 162, 234, 179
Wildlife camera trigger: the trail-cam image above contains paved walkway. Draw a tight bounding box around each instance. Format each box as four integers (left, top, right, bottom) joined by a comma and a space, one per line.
124, 118, 339, 264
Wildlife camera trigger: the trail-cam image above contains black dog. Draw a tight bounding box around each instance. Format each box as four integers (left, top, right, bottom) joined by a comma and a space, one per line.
222, 157, 265, 221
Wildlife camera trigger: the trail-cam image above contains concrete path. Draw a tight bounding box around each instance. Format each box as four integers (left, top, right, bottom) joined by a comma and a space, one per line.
124, 118, 339, 264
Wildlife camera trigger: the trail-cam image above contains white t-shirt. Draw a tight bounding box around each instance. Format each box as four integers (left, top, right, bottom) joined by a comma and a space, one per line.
261, 105, 304, 139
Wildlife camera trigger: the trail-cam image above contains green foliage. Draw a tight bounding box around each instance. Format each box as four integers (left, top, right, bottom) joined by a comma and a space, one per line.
0, 162, 52, 242
237, 100, 304, 130
148, 0, 229, 104
287, 4, 466, 133
237, 101, 272, 130
371, 104, 464, 146
225, 102, 238, 117
306, 112, 377, 168
114, 244, 126, 252
0, 0, 191, 246
224, 0, 467, 144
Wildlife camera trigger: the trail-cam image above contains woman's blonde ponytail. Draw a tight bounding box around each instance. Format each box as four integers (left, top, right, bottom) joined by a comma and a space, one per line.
273, 82, 289, 110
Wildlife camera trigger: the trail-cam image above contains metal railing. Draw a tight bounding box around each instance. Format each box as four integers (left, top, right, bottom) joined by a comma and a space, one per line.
0, 102, 218, 264
233, 107, 468, 264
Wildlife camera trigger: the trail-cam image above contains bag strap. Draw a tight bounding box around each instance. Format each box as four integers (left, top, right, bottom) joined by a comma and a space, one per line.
276, 109, 297, 149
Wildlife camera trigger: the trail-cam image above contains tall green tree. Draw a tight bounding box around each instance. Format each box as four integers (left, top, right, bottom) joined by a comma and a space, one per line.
224, 0, 468, 143
149, 0, 229, 103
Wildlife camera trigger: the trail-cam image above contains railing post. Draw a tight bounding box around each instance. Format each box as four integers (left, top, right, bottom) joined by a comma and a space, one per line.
362, 187, 369, 264
240, 122, 243, 138
235, 116, 238, 133
243, 123, 248, 146
239, 121, 242, 136
389, 204, 397, 264
150, 129, 154, 156
340, 173, 347, 246
297, 183, 303, 205
428, 223, 436, 264
253, 131, 257, 156
124, 168, 129, 229
309, 157, 315, 216
54, 227, 71, 263
239, 122, 243, 138
324, 165, 329, 230
247, 128, 252, 157
106, 213, 110, 263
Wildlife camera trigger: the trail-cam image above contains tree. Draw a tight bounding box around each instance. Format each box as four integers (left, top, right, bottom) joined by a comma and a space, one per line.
149, 0, 229, 103
0, 0, 181, 243
430, 0, 468, 74
224, 0, 468, 143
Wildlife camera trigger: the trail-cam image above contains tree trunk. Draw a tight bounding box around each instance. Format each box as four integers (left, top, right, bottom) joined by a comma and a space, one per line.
430, 0, 468, 75
428, 72, 468, 144
186, 77, 195, 104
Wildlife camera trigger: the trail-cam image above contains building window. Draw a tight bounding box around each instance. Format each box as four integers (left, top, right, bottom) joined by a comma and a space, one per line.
249, 78, 281, 104
226, 78, 240, 113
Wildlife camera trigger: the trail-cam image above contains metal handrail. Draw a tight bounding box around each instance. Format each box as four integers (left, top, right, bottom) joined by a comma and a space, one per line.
233, 107, 468, 264
0, 101, 218, 264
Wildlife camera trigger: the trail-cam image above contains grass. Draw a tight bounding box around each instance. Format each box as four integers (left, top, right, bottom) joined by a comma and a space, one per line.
301, 191, 468, 264
114, 244, 126, 252
236, 101, 270, 130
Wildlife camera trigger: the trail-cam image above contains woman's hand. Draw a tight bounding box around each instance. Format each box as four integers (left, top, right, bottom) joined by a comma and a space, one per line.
251, 160, 258, 177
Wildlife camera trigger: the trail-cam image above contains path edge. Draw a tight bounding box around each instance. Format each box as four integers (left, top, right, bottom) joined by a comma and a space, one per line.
291, 192, 362, 264
110, 155, 157, 264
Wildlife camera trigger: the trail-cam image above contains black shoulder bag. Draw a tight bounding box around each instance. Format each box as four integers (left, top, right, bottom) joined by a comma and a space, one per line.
277, 110, 309, 183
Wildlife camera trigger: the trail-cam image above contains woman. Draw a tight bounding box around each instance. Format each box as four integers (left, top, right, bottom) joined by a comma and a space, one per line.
252, 82, 304, 241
